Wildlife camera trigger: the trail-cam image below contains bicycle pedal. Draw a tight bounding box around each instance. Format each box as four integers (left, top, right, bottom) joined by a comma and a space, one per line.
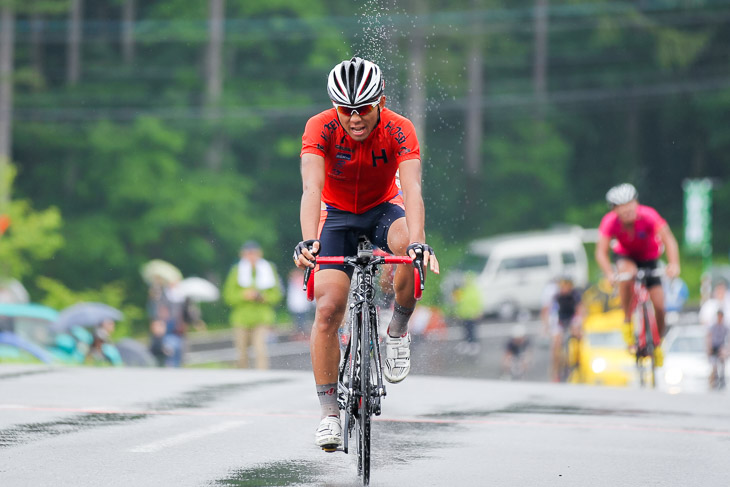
321, 444, 339, 453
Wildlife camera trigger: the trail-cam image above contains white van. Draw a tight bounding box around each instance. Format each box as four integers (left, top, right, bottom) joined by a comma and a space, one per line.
460, 228, 590, 320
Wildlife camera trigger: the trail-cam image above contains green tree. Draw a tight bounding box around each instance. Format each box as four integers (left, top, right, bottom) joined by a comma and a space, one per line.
0, 164, 63, 282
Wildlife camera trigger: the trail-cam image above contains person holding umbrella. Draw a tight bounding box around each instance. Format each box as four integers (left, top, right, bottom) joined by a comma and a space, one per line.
53, 302, 125, 366
223, 241, 282, 369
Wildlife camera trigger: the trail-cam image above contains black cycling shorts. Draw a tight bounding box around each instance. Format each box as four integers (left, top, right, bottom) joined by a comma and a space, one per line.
318, 200, 405, 277
611, 254, 662, 288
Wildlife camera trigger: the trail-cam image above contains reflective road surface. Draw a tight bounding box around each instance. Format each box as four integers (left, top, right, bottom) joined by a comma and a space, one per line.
1, 365, 729, 486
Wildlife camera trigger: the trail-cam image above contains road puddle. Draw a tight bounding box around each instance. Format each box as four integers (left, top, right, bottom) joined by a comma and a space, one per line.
0, 378, 294, 449
211, 460, 318, 486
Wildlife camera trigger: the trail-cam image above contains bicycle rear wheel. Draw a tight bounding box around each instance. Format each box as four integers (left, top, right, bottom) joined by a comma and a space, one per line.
559, 332, 572, 383
559, 340, 569, 383
567, 336, 581, 383
356, 309, 372, 485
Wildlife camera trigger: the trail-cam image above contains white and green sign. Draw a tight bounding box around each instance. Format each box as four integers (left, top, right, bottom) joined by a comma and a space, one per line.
683, 178, 712, 255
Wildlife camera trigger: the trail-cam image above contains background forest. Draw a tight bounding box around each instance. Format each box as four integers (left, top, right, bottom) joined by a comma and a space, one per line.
1, 0, 729, 333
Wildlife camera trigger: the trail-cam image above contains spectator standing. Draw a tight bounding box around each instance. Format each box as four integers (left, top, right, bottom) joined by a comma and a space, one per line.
223, 241, 282, 369
707, 310, 728, 389
501, 325, 531, 380
699, 280, 730, 327
451, 272, 483, 356
149, 303, 184, 367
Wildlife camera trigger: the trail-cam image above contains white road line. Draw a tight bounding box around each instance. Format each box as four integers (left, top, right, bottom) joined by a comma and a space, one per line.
129, 420, 247, 453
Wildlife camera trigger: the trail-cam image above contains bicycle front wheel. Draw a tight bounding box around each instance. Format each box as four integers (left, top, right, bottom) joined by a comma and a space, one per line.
643, 303, 656, 388
356, 309, 372, 485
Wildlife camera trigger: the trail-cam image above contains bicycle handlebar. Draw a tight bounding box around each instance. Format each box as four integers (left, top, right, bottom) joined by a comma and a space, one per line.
302, 255, 426, 302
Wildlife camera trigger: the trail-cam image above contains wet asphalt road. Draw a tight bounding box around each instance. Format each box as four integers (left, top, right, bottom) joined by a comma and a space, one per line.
1, 365, 729, 486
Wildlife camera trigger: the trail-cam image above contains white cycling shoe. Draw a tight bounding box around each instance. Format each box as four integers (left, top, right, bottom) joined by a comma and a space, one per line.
315, 415, 342, 452
384, 333, 411, 383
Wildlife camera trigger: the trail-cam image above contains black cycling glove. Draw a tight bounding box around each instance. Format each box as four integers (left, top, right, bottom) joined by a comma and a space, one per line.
406, 243, 435, 261
293, 239, 320, 261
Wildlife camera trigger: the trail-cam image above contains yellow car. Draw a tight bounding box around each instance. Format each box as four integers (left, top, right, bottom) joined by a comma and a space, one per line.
579, 309, 637, 387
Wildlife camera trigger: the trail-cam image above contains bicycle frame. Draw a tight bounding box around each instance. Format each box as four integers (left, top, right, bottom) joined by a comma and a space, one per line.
619, 268, 663, 387
710, 353, 726, 390
632, 269, 661, 348
558, 324, 581, 383
302, 242, 424, 486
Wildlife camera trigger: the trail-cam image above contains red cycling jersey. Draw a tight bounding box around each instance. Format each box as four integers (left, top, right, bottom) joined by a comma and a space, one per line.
598, 204, 667, 261
300, 107, 420, 214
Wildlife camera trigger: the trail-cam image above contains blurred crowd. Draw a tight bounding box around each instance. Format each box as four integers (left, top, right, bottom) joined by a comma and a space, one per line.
1, 238, 728, 389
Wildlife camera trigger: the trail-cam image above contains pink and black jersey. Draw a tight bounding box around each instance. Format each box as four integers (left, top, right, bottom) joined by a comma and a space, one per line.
599, 204, 667, 261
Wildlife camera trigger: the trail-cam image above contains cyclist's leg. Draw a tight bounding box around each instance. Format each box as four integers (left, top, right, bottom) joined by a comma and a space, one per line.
385, 216, 416, 312
648, 284, 666, 339
570, 320, 582, 371
312, 269, 350, 449
615, 257, 637, 325
311, 269, 351, 386
376, 207, 417, 383
312, 205, 358, 388
550, 326, 563, 382
371, 199, 414, 336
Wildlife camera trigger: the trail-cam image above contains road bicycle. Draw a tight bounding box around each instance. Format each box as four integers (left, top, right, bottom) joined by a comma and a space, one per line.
303, 237, 425, 486
617, 268, 663, 388
709, 350, 726, 391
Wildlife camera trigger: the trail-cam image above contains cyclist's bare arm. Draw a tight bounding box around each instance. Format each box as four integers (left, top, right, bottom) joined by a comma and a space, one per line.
595, 235, 614, 281
658, 224, 680, 278
297, 153, 325, 268
399, 158, 439, 274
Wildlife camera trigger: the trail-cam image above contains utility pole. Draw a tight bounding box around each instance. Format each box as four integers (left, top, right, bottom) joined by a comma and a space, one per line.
533, 0, 549, 120
122, 0, 136, 64
205, 0, 225, 170
0, 3, 14, 207
67, 0, 82, 85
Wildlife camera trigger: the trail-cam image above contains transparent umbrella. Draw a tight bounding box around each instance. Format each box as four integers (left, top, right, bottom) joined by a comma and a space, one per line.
141, 259, 183, 285
171, 277, 220, 302
0, 279, 30, 304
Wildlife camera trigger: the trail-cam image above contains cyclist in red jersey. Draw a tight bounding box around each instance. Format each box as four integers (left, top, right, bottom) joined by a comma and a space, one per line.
595, 183, 680, 343
293, 57, 439, 451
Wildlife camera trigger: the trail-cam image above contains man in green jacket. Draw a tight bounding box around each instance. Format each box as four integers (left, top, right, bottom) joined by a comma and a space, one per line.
223, 241, 282, 369
452, 271, 483, 356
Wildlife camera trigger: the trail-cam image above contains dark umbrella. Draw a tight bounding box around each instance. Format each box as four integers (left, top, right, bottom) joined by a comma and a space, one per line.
52, 302, 123, 333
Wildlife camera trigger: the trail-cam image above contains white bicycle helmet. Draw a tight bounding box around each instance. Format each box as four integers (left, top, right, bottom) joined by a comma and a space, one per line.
606, 183, 638, 207
327, 56, 384, 107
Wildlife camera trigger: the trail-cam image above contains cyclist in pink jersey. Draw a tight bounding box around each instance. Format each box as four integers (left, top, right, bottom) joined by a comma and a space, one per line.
595, 183, 680, 341
293, 57, 439, 451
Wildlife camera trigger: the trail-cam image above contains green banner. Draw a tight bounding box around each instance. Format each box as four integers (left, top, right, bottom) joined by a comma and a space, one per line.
683, 178, 712, 255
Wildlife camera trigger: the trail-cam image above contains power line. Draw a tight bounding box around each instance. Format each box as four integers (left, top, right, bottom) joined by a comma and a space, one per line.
10, 1, 730, 42
12, 74, 730, 123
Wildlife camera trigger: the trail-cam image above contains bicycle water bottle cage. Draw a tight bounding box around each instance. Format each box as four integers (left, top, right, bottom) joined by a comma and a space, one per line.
356, 235, 374, 263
